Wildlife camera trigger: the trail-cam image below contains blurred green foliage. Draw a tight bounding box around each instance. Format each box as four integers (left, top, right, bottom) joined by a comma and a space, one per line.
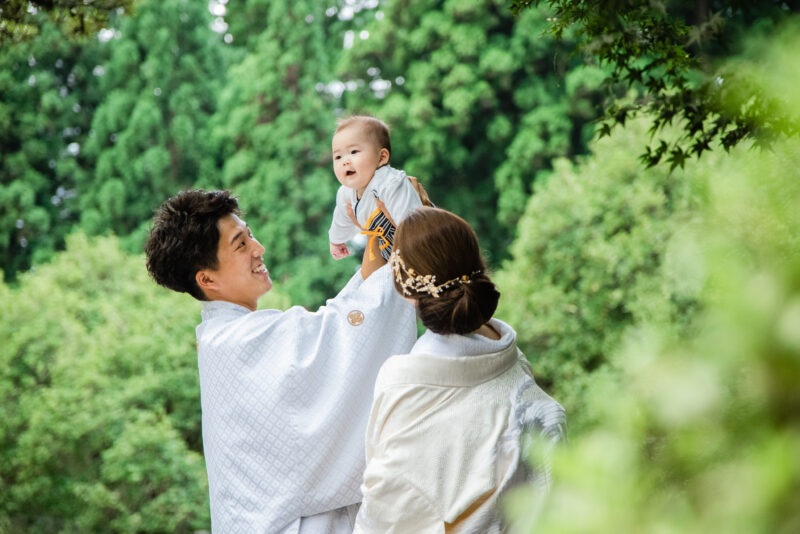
0, 0, 133, 42
207, 0, 359, 305
496, 116, 707, 429
0, 21, 104, 279
78, 0, 228, 253
1, 0, 228, 284
504, 20, 800, 534
0, 233, 207, 532
2, 1, 799, 532
338, 0, 605, 261
509, 0, 800, 168
0, 232, 288, 532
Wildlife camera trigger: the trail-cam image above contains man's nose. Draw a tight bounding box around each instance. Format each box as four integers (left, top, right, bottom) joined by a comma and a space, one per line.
252, 240, 265, 256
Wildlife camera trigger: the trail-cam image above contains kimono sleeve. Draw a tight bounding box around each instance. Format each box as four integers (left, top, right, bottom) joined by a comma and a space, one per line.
353, 386, 444, 534
353, 473, 443, 534
195, 267, 416, 529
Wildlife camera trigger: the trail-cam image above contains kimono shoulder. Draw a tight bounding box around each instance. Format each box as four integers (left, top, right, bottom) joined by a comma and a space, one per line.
195, 266, 418, 532
356, 341, 565, 533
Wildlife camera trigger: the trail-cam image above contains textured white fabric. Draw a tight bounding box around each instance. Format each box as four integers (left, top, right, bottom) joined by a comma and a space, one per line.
328, 165, 422, 244
196, 265, 417, 533
409, 319, 516, 358
279, 503, 359, 534
353, 320, 566, 534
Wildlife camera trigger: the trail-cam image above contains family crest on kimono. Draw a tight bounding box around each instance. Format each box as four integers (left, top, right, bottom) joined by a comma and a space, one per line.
144, 158, 564, 533
145, 189, 423, 533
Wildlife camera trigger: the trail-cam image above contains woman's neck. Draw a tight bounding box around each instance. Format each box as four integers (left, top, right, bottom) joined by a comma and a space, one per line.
473, 322, 501, 340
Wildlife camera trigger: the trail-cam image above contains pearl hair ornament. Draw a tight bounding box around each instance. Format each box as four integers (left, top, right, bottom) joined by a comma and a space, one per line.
389, 249, 482, 298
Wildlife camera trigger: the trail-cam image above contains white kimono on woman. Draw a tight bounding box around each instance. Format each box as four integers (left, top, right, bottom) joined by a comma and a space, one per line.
353, 319, 566, 534
195, 265, 416, 534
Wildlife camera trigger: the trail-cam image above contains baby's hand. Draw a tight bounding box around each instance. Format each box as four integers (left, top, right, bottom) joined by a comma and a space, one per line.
330, 242, 350, 259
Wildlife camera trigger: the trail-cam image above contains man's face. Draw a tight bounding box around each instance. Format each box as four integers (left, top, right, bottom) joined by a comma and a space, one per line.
332, 126, 389, 197
199, 213, 272, 310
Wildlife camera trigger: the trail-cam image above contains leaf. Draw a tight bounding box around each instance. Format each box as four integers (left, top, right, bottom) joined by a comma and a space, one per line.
667, 145, 688, 170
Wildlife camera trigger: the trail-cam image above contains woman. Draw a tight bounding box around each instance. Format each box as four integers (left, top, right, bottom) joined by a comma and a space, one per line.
353, 207, 566, 534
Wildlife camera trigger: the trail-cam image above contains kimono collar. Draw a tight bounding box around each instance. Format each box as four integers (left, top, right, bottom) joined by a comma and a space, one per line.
379, 319, 521, 388
200, 299, 251, 322
410, 318, 516, 357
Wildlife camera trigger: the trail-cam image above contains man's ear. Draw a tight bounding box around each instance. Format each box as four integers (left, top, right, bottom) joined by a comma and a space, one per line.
378, 147, 390, 166
195, 269, 217, 293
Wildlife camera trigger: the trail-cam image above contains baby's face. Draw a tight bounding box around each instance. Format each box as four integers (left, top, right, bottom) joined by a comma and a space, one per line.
332, 126, 389, 196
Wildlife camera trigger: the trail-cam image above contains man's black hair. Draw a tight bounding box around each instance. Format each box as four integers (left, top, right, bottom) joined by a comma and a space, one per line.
145, 189, 240, 301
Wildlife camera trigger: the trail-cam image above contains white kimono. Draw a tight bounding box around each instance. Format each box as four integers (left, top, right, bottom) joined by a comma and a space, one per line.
328, 165, 422, 261
195, 265, 417, 533
353, 320, 566, 534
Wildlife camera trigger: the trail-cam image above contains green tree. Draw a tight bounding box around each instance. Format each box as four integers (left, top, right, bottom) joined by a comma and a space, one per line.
77, 0, 227, 254
0, 233, 207, 532
0, 21, 104, 280
0, 232, 289, 532
495, 117, 706, 428
510, 0, 800, 168
0, 0, 132, 42
504, 21, 800, 534
336, 0, 606, 260
220, 0, 281, 52
208, 0, 356, 306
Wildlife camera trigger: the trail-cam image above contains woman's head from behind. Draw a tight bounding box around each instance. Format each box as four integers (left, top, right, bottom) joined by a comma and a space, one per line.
391, 207, 500, 335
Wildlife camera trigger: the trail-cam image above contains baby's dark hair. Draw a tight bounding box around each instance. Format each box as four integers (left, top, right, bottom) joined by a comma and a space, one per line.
335, 115, 391, 155
392, 207, 500, 335
145, 189, 240, 301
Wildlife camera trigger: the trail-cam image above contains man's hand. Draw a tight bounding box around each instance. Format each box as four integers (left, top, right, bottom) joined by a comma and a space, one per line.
407, 176, 433, 207
375, 196, 396, 227
330, 242, 350, 259
360, 176, 432, 280
346, 201, 362, 229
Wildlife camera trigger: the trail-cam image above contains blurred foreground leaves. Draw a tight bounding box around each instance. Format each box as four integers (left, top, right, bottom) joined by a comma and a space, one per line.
503, 21, 800, 534
497, 116, 705, 428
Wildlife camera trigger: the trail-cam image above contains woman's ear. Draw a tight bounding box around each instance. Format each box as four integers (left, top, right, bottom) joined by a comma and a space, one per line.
378, 147, 390, 166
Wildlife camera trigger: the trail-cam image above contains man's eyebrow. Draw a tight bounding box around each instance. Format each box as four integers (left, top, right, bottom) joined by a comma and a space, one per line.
229, 225, 249, 245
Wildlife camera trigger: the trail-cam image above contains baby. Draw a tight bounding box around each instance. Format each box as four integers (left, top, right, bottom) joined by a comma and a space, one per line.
329, 115, 422, 261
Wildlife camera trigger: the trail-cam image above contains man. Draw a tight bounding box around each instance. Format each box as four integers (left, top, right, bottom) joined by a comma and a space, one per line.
145, 188, 421, 533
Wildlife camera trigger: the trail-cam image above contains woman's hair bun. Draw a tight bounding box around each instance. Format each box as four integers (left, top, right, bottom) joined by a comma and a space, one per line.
416, 274, 499, 335
392, 207, 500, 335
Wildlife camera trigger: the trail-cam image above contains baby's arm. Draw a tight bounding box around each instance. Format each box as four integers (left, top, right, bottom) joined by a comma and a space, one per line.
330, 242, 350, 259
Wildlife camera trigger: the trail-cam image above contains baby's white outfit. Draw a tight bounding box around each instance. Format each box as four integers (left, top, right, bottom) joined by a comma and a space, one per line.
329, 165, 422, 261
